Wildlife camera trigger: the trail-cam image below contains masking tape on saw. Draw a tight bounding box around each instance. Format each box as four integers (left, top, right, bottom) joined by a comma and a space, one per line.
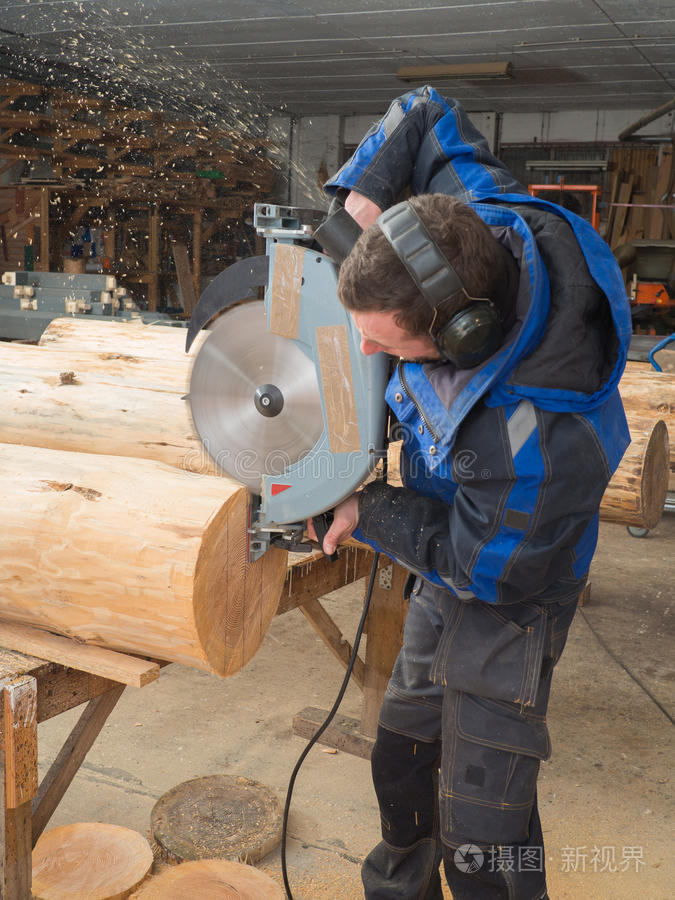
269, 243, 304, 339
316, 325, 361, 454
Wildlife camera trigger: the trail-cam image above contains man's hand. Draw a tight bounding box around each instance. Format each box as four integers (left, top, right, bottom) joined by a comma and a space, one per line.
345, 191, 382, 230
308, 494, 360, 556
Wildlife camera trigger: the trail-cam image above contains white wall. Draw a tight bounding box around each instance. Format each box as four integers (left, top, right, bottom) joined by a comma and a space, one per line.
274, 106, 674, 206
500, 108, 674, 144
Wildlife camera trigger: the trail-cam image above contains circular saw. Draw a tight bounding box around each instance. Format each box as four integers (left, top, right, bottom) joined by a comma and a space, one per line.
185, 204, 389, 559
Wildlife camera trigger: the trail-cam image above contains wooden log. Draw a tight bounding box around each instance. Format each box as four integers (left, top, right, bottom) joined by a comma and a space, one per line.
150, 775, 282, 866
32, 822, 153, 900
129, 859, 285, 899
385, 418, 669, 530
598, 420, 669, 529
0, 340, 190, 392
0, 443, 287, 676
38, 316, 206, 359
0, 344, 216, 475
620, 363, 674, 466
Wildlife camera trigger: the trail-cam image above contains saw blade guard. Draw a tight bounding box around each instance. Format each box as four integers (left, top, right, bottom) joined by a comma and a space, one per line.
257, 239, 388, 527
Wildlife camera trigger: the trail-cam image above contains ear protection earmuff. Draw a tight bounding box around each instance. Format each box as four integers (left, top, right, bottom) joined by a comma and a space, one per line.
377, 201, 504, 368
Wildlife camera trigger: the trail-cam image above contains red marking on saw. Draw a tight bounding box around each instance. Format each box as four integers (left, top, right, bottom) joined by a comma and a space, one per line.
271, 483, 292, 496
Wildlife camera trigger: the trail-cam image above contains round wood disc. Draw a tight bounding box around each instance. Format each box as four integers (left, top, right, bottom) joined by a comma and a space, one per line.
151, 775, 282, 864
32, 822, 153, 900
130, 859, 285, 899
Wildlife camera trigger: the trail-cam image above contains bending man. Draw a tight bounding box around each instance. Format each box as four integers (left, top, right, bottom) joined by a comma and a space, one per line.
313, 86, 631, 900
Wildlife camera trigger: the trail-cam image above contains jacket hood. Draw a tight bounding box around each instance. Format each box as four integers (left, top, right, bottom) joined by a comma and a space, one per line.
475, 194, 631, 413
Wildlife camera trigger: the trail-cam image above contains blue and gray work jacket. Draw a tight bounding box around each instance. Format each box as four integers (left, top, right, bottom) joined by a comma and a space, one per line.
326, 86, 631, 606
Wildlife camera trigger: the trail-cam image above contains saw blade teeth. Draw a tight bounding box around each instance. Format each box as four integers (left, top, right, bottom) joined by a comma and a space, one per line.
188, 300, 324, 492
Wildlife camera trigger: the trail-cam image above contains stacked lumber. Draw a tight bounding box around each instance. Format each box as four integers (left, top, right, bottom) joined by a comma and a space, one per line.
606, 143, 674, 248
0, 319, 287, 675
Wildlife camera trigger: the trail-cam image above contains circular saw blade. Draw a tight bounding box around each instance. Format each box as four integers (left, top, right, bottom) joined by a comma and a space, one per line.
189, 301, 324, 493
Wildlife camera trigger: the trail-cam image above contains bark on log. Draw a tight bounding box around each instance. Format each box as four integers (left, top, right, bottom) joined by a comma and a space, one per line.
0, 345, 216, 475
0, 443, 287, 675
38, 316, 206, 360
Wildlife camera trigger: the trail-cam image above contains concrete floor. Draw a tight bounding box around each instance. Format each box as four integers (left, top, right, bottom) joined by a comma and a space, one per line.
38, 513, 674, 899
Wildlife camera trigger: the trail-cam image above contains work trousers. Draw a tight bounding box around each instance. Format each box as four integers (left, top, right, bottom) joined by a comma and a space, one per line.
362, 577, 578, 900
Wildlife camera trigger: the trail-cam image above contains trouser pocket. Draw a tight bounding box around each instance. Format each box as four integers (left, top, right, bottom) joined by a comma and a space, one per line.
431, 598, 550, 709
440, 691, 550, 846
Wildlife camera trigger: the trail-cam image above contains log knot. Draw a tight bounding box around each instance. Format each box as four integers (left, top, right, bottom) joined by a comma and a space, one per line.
41, 480, 102, 501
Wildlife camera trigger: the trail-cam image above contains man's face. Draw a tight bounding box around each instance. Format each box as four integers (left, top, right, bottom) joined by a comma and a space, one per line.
350, 309, 440, 362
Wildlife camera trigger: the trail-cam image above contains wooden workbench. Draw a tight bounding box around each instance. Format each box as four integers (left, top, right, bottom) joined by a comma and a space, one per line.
280, 546, 409, 760
0, 547, 398, 897
0, 648, 149, 897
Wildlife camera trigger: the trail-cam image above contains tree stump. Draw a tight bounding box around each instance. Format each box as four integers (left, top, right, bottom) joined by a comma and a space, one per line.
151, 775, 282, 865
129, 859, 285, 899
32, 822, 153, 900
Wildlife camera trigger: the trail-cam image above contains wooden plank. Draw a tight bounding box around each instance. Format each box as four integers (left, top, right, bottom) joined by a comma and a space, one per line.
610, 177, 634, 248
0, 623, 159, 688
2, 676, 38, 809
292, 706, 374, 760
299, 599, 365, 690
360, 561, 409, 738
171, 242, 197, 316
31, 685, 125, 844
279, 546, 373, 614
192, 209, 202, 300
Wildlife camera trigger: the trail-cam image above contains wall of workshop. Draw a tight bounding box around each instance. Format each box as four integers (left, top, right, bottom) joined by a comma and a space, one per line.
278, 105, 673, 208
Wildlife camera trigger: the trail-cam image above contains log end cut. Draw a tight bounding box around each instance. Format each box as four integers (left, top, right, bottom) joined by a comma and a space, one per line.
32, 822, 153, 900
640, 419, 670, 529
194, 490, 288, 677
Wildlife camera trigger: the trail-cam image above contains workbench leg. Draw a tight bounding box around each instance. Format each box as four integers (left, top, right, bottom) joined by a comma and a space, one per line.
0, 802, 31, 900
1, 675, 38, 899
360, 561, 409, 738
31, 685, 125, 845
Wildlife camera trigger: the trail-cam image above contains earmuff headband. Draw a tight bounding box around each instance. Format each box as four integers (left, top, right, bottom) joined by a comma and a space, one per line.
377, 201, 465, 307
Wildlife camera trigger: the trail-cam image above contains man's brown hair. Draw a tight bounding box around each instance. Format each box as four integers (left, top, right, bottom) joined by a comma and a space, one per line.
337, 193, 505, 336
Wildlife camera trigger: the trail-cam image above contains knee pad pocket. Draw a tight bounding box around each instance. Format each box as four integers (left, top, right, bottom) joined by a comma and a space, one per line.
440, 693, 550, 846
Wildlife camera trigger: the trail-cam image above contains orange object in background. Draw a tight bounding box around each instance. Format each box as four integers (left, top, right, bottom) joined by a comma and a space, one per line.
631, 278, 671, 306
528, 180, 601, 231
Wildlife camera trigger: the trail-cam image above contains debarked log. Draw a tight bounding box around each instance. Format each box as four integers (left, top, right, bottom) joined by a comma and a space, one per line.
601, 419, 669, 529
385, 418, 669, 531
38, 316, 206, 360
1, 339, 190, 392
0, 345, 216, 476
0, 443, 287, 676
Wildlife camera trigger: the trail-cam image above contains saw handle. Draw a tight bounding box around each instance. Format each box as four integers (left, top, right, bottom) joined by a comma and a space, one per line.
312, 512, 339, 562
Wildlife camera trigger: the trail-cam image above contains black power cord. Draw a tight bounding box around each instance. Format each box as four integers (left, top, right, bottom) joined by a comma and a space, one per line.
281, 550, 381, 900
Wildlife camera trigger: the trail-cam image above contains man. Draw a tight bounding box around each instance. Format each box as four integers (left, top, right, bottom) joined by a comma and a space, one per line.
311, 87, 631, 899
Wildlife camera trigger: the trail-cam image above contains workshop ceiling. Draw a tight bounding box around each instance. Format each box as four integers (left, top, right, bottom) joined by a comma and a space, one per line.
0, 0, 674, 123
